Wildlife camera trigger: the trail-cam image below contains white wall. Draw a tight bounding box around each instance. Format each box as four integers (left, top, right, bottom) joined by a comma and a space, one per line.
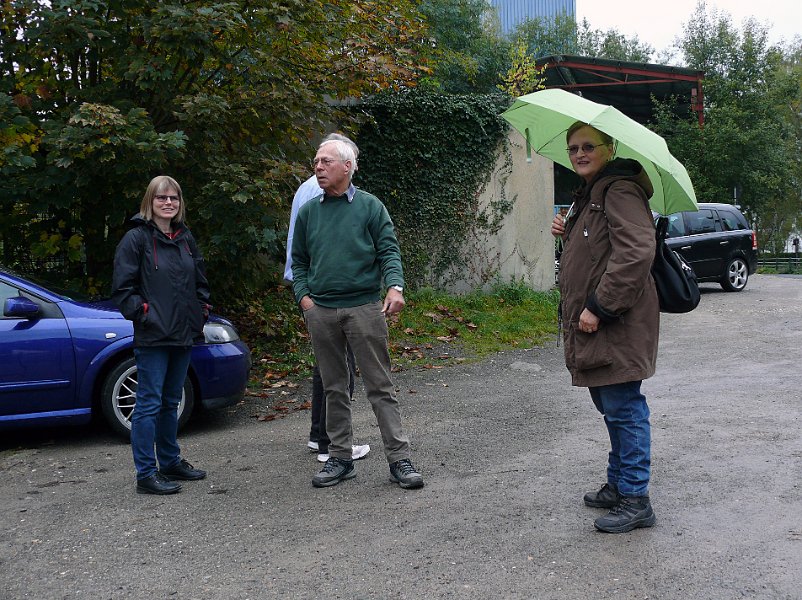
446, 130, 556, 292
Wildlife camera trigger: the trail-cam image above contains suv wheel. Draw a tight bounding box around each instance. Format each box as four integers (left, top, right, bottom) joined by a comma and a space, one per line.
721, 257, 749, 292
100, 357, 194, 439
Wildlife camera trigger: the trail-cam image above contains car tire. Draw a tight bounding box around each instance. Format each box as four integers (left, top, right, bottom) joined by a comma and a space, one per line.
721, 257, 749, 292
100, 356, 194, 439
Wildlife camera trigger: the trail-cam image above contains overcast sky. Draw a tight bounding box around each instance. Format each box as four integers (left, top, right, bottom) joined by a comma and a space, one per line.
575, 0, 802, 56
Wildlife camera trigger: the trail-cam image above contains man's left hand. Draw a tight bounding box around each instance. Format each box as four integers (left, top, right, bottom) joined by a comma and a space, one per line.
382, 288, 405, 315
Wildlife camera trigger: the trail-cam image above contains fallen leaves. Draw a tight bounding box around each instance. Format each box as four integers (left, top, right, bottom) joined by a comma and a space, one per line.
251, 391, 310, 422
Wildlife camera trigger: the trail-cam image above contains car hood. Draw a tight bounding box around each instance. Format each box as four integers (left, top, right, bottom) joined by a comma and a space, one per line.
59, 298, 127, 319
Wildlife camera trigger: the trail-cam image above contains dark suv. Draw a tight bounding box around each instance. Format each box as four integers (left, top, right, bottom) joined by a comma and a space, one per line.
661, 202, 758, 292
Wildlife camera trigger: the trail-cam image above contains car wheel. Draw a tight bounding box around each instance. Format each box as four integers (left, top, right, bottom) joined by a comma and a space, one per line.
721, 257, 749, 292
100, 357, 195, 439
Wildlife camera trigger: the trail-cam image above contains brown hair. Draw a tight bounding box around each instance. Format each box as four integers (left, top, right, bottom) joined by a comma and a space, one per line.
566, 121, 614, 147
138, 175, 186, 224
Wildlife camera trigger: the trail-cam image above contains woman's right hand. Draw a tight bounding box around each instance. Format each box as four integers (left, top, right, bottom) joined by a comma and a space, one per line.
551, 214, 566, 237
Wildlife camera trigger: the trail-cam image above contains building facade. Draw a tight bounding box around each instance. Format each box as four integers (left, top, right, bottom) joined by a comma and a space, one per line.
489, 0, 575, 35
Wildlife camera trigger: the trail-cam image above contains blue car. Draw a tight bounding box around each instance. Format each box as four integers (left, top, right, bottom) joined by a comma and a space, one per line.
0, 266, 251, 437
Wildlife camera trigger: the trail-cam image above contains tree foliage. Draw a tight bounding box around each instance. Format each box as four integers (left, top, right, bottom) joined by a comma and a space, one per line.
0, 0, 429, 299
418, 0, 509, 93
497, 40, 546, 97
512, 13, 654, 63
651, 1, 802, 253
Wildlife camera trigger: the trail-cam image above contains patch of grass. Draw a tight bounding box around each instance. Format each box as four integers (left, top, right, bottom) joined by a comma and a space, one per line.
235, 280, 560, 388
388, 280, 559, 367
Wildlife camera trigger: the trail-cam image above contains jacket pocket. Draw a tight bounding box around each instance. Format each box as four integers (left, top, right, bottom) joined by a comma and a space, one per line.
572, 322, 612, 370
136, 304, 149, 327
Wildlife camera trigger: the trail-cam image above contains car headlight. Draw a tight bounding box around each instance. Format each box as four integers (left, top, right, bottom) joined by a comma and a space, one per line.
203, 322, 240, 344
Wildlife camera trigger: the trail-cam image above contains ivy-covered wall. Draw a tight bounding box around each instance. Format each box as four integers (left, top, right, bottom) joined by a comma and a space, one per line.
354, 90, 515, 289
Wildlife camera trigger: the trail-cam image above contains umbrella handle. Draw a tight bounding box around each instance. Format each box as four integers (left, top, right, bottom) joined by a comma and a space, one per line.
655, 216, 669, 241
525, 128, 532, 163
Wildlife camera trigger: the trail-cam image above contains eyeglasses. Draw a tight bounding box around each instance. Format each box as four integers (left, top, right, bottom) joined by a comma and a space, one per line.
567, 143, 610, 156
312, 157, 345, 168
154, 195, 180, 204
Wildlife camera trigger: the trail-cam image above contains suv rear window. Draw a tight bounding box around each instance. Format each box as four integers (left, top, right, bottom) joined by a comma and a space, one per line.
717, 209, 748, 231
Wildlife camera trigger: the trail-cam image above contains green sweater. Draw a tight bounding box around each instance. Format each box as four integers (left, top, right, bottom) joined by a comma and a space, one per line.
291, 188, 404, 307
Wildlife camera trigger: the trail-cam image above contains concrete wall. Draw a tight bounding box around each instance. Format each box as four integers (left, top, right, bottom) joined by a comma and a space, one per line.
446, 130, 556, 293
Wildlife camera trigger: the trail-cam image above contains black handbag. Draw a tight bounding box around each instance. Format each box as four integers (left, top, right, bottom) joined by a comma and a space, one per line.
652, 217, 701, 313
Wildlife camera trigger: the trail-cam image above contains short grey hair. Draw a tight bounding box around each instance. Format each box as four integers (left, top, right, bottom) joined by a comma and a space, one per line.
318, 139, 357, 181
321, 133, 359, 172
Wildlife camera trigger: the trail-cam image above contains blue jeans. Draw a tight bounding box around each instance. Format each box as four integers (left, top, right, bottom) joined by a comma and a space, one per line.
132, 346, 192, 479
589, 381, 651, 497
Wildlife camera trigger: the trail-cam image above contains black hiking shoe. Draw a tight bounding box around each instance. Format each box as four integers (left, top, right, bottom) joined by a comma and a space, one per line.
160, 459, 207, 481
583, 482, 620, 508
594, 496, 656, 533
312, 457, 355, 488
136, 473, 182, 495
389, 459, 424, 489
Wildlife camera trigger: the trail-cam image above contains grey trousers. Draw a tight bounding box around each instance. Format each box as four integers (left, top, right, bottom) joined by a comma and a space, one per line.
303, 301, 410, 463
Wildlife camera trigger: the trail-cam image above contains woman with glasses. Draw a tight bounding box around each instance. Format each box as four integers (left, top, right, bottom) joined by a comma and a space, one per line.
112, 175, 210, 495
550, 122, 660, 533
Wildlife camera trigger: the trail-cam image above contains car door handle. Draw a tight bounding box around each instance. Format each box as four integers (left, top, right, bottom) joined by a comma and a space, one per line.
719, 241, 730, 245
680, 246, 691, 251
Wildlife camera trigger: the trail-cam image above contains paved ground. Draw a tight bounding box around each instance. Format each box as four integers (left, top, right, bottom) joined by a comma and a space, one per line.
1, 274, 801, 599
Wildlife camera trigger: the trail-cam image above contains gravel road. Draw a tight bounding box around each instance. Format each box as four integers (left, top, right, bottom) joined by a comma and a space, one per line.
1, 274, 801, 599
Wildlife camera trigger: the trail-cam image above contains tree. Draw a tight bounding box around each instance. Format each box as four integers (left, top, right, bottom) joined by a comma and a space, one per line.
0, 0, 429, 298
497, 40, 546, 97
512, 14, 654, 63
576, 18, 654, 62
417, 0, 509, 93
651, 1, 802, 253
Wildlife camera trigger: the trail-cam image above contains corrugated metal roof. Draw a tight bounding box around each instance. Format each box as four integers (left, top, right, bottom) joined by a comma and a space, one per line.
489, 0, 575, 34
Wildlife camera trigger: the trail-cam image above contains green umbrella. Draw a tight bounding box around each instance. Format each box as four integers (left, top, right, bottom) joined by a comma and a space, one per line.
501, 88, 698, 215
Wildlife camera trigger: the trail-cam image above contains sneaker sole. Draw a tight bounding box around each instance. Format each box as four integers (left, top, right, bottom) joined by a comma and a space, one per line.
584, 498, 619, 508
136, 485, 181, 495
594, 513, 656, 533
312, 469, 356, 488
389, 475, 424, 490
159, 472, 207, 481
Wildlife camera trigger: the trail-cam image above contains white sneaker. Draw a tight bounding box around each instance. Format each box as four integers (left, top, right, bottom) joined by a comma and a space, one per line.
307, 440, 319, 452
317, 444, 371, 463
351, 444, 370, 460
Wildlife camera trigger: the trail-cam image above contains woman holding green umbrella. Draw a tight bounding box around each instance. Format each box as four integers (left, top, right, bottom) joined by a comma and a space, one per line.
550, 121, 659, 533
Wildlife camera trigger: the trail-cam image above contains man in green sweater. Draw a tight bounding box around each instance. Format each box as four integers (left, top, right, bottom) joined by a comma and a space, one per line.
291, 138, 424, 490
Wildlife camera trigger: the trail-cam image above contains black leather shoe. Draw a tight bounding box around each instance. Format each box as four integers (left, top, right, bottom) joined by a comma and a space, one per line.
584, 482, 620, 508
594, 496, 656, 533
389, 458, 424, 489
160, 459, 207, 481
137, 473, 182, 495
312, 457, 355, 488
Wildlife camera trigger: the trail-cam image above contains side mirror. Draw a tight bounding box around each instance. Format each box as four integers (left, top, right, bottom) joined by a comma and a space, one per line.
4, 296, 40, 318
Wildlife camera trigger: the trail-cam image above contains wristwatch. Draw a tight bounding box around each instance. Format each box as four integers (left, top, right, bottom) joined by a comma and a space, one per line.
389, 285, 404, 293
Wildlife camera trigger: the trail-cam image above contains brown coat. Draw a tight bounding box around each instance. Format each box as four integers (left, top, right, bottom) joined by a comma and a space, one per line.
559, 159, 660, 387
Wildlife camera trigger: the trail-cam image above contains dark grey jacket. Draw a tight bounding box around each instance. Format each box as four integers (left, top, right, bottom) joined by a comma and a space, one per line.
112, 216, 210, 348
